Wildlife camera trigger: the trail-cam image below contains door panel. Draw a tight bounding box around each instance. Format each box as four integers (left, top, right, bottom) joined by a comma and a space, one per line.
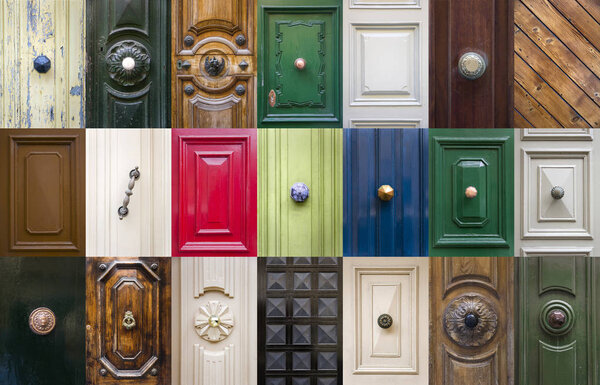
258, 257, 343, 385
86, 0, 169, 127
172, 129, 257, 256
171, 0, 255, 128
86, 257, 171, 385
0, 0, 85, 128
430, 257, 513, 385
429, 129, 513, 256
259, 129, 342, 257
430, 0, 512, 127
86, 129, 171, 256
343, 257, 428, 385
0, 258, 85, 385
344, 129, 427, 256
0, 129, 85, 257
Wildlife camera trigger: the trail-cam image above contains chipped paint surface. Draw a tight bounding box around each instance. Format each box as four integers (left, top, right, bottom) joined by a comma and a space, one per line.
0, 0, 85, 128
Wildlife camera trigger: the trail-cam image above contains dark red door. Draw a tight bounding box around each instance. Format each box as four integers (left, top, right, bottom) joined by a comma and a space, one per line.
172, 129, 257, 256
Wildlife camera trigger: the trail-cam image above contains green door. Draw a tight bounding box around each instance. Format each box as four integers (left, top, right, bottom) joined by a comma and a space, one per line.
258, 0, 341, 127
429, 129, 514, 256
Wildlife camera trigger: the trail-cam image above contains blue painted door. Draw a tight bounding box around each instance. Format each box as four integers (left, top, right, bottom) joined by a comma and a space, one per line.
343, 128, 428, 256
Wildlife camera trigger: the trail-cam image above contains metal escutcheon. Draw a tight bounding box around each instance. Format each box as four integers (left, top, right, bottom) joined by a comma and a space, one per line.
29, 307, 56, 335
458, 52, 487, 80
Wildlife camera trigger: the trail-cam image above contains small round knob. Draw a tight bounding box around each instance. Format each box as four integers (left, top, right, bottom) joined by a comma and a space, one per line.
290, 183, 309, 202
377, 185, 394, 201
150, 263, 158, 271
464, 313, 479, 329
458, 52, 487, 80
29, 307, 56, 335
33, 55, 51, 73
100, 368, 107, 376
184, 35, 194, 46
122, 57, 136, 71
209, 315, 220, 328
235, 84, 246, 96
377, 314, 393, 329
98, 263, 107, 271
235, 34, 246, 46
465, 186, 478, 199
294, 58, 306, 70
122, 311, 136, 330
551, 186, 564, 200
184, 85, 195, 96
548, 309, 566, 329
150, 368, 158, 376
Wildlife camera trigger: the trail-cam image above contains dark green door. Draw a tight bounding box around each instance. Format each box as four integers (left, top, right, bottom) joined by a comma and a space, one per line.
258, 0, 341, 127
0, 258, 85, 385
86, 0, 169, 127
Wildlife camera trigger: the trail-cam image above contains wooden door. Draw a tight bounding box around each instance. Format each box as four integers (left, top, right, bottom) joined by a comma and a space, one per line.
430, 0, 512, 127
173, 257, 257, 385
430, 257, 514, 385
259, 129, 343, 256
343, 257, 428, 385
429, 129, 513, 257
86, 129, 171, 257
343, 0, 428, 127
257, 0, 342, 128
0, 0, 85, 128
0, 257, 85, 385
0, 129, 85, 257
258, 257, 343, 385
86, 0, 169, 128
344, 129, 427, 256
171, 0, 255, 128
172, 129, 257, 256
86, 257, 171, 385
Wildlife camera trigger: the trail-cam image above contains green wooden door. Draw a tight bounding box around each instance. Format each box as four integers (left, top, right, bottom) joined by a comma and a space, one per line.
86, 0, 169, 127
429, 129, 514, 256
259, 129, 343, 256
258, 0, 341, 127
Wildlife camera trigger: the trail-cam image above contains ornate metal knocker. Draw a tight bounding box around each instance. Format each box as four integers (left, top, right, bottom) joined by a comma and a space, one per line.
122, 311, 136, 330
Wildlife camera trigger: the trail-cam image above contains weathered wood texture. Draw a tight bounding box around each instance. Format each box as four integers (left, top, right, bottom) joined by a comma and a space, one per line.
514, 0, 600, 127
0, 0, 85, 127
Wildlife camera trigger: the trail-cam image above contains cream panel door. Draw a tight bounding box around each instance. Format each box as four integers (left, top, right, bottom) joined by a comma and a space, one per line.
343, 0, 428, 127
343, 257, 428, 385
516, 128, 600, 254
173, 258, 257, 385
86, 129, 171, 256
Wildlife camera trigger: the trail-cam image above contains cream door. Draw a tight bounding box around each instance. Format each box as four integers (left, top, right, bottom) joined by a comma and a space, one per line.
343, 0, 428, 127
173, 257, 257, 385
343, 257, 428, 385
515, 128, 600, 257
86, 129, 171, 256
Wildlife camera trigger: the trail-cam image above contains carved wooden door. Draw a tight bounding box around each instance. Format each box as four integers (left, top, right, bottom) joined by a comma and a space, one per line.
171, 0, 255, 128
86, 257, 171, 385
0, 129, 85, 257
430, 257, 514, 385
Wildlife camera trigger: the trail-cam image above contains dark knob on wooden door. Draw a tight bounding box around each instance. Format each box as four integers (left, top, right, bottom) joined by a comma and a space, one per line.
33, 55, 51, 73
464, 313, 479, 329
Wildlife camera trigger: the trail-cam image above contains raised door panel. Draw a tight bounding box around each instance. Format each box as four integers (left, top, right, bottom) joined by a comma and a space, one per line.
429, 129, 513, 256
86, 257, 170, 385
86, 0, 168, 127
0, 129, 85, 257
172, 129, 257, 256
343, 129, 427, 256
430, 257, 513, 385
172, 0, 255, 128
259, 129, 342, 257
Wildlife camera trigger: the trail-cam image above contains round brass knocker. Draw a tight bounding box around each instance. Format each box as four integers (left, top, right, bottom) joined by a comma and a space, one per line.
122, 311, 136, 330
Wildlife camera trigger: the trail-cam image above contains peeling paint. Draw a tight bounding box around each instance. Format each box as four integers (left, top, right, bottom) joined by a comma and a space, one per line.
70, 86, 82, 96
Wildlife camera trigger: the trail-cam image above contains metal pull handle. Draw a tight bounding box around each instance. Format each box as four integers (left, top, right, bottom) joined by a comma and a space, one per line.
122, 311, 136, 330
294, 58, 306, 70
551, 186, 565, 199
34, 55, 51, 73
118, 167, 140, 219
377, 185, 394, 201
465, 186, 478, 199
458, 52, 486, 80
29, 307, 56, 335
290, 182, 309, 202
377, 314, 393, 329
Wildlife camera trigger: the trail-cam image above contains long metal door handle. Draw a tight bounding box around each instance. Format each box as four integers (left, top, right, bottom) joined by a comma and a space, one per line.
118, 167, 140, 219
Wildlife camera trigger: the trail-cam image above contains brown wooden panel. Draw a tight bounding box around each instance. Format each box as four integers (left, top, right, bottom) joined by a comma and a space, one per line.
86, 257, 171, 385
171, 0, 255, 128
0, 129, 85, 257
431, 257, 513, 385
514, 83, 561, 128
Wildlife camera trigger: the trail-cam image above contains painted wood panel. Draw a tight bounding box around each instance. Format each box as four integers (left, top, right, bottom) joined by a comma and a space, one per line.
172, 129, 257, 256
0, 0, 85, 127
86, 129, 171, 257
259, 129, 342, 257
343, 129, 427, 256
0, 129, 85, 257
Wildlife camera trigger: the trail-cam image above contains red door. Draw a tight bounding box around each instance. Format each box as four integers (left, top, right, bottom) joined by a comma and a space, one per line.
172, 129, 257, 256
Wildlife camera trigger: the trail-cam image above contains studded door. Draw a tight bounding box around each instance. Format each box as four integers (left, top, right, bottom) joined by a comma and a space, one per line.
258, 257, 343, 385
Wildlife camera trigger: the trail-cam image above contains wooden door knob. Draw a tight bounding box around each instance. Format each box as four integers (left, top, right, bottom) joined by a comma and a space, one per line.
465, 186, 478, 199
377, 185, 394, 201
294, 58, 306, 70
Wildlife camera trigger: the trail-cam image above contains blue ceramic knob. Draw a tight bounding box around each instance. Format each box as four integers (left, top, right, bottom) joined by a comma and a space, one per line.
290, 183, 309, 202
33, 55, 51, 73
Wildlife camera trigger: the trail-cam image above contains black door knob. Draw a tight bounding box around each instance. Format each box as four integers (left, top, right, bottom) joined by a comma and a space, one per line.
464, 313, 479, 328
33, 55, 51, 73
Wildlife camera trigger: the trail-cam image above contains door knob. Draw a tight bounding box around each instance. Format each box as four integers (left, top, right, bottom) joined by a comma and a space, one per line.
465, 186, 478, 199
29, 307, 56, 335
122, 311, 136, 330
548, 309, 566, 329
294, 58, 306, 70
377, 314, 393, 329
377, 185, 394, 201
290, 183, 309, 202
464, 313, 479, 329
122, 57, 136, 71
118, 167, 140, 219
458, 52, 486, 80
33, 55, 51, 73
551, 186, 565, 200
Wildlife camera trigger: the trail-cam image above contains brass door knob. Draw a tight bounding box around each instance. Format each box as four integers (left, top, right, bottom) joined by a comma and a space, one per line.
465, 186, 478, 199
458, 52, 487, 80
29, 307, 56, 335
551, 186, 565, 200
294, 58, 306, 70
122, 311, 136, 330
377, 185, 394, 201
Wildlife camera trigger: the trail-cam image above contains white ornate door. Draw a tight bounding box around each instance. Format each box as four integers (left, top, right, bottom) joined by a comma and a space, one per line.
343, 257, 428, 385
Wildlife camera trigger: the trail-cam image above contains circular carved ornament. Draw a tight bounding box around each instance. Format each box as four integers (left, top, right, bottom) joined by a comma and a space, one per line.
539, 300, 574, 336
29, 307, 56, 335
443, 294, 498, 347
195, 300, 234, 342
106, 41, 151, 86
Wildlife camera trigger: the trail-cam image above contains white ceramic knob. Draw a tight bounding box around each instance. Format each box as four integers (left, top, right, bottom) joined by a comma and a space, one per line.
122, 57, 136, 71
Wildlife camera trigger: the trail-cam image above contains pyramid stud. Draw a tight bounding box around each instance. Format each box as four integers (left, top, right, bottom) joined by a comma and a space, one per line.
377, 185, 394, 201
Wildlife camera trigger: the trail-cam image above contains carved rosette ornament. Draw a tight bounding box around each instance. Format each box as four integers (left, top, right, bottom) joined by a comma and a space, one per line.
195, 300, 234, 342
106, 41, 151, 86
443, 294, 498, 347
